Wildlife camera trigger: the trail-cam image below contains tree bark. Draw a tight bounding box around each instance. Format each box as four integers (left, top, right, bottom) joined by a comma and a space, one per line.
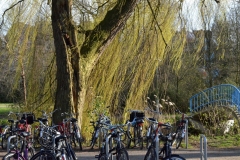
51, 0, 138, 124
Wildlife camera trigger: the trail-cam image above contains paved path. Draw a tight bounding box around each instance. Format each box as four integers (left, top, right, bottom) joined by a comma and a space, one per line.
1, 147, 240, 160
76, 148, 240, 160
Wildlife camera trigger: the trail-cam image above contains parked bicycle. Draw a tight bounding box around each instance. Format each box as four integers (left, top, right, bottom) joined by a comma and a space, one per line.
1, 112, 34, 150
145, 95, 162, 149
172, 109, 192, 149
95, 123, 129, 160
144, 119, 186, 160
2, 126, 35, 160
33, 109, 57, 147
90, 107, 111, 149
31, 119, 77, 160
58, 112, 83, 150
125, 109, 145, 149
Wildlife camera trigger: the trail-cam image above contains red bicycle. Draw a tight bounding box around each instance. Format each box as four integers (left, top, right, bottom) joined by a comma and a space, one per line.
172, 109, 192, 149
58, 112, 83, 150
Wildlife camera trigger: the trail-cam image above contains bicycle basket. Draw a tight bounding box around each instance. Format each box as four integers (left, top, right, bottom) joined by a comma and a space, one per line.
21, 113, 35, 124
130, 110, 145, 122
39, 127, 56, 149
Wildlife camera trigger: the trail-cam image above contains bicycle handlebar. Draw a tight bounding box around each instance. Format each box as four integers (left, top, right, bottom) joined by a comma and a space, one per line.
175, 109, 192, 119
144, 107, 161, 115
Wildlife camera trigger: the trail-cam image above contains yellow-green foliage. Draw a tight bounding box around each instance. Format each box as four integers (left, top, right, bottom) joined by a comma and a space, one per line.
3, 1, 55, 112
81, 0, 187, 138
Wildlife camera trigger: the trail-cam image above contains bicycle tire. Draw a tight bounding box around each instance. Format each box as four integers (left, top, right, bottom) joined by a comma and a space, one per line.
126, 129, 132, 149
30, 151, 56, 160
98, 153, 107, 160
90, 128, 99, 149
67, 142, 77, 160
74, 125, 83, 150
1, 133, 9, 150
137, 126, 144, 149
76, 137, 82, 150
163, 155, 186, 160
146, 136, 152, 149
175, 136, 182, 149
28, 146, 36, 159
33, 128, 40, 148
116, 148, 129, 160
144, 146, 157, 160
3, 152, 25, 160
134, 126, 137, 146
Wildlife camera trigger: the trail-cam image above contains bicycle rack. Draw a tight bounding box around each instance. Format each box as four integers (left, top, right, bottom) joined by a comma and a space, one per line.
7, 135, 17, 152
200, 134, 207, 160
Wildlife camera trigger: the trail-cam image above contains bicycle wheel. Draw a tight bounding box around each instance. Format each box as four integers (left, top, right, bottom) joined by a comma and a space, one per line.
175, 136, 183, 149
90, 128, 99, 149
144, 146, 157, 160
74, 125, 83, 150
66, 142, 77, 160
116, 148, 129, 160
98, 154, 107, 160
172, 131, 183, 149
33, 127, 40, 148
146, 136, 152, 149
133, 126, 138, 146
126, 128, 132, 149
1, 133, 9, 150
163, 155, 186, 160
3, 152, 25, 160
137, 126, 144, 149
27, 146, 36, 159
30, 151, 56, 160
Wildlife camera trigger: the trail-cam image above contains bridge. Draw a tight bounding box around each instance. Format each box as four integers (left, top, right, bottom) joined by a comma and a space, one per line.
189, 84, 240, 114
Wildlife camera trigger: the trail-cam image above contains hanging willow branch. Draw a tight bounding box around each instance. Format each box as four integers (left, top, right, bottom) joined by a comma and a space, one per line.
146, 0, 168, 48
0, 0, 24, 30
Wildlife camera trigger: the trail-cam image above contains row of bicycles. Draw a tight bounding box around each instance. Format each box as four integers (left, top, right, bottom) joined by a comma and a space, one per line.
0, 96, 191, 160
88, 97, 192, 160
0, 110, 82, 160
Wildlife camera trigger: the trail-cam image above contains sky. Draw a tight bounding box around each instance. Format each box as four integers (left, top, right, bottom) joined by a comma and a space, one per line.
0, 0, 236, 32
0, 1, 9, 15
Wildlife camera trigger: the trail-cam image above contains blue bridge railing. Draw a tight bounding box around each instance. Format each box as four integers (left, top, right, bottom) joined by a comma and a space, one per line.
189, 84, 240, 112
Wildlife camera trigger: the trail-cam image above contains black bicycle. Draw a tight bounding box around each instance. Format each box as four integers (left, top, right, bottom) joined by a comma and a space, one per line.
125, 110, 145, 149
96, 123, 129, 160
172, 109, 192, 149
31, 120, 77, 160
2, 128, 35, 160
144, 120, 185, 160
90, 108, 111, 149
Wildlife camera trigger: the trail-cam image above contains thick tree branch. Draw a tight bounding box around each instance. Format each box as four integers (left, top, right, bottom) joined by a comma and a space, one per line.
80, 0, 138, 57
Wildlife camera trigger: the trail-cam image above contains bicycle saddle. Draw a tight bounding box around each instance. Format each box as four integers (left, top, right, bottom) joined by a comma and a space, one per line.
20, 131, 30, 137
37, 118, 48, 123
71, 118, 77, 122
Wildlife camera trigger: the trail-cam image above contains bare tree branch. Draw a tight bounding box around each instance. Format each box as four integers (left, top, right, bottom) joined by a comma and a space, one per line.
146, 0, 168, 48
0, 0, 24, 30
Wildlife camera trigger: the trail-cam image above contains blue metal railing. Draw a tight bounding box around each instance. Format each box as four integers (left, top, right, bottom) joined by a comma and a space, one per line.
189, 84, 240, 112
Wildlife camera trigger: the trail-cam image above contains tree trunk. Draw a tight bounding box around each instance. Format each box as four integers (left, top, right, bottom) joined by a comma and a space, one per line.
52, 0, 80, 124
51, 0, 138, 125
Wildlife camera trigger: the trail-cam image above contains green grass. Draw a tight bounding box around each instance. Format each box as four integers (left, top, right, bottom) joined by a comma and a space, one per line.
0, 103, 15, 119
187, 134, 240, 149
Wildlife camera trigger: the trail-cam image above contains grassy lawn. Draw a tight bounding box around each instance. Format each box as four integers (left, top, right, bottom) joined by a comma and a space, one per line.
0, 103, 15, 120
180, 134, 240, 149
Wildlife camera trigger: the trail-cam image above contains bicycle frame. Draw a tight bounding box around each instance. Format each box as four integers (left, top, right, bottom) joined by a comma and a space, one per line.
96, 124, 127, 160
5, 131, 33, 160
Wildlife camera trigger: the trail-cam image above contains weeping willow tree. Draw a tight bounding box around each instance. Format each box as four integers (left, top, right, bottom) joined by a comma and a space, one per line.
0, 0, 223, 129
83, 0, 185, 128
0, 1, 55, 116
